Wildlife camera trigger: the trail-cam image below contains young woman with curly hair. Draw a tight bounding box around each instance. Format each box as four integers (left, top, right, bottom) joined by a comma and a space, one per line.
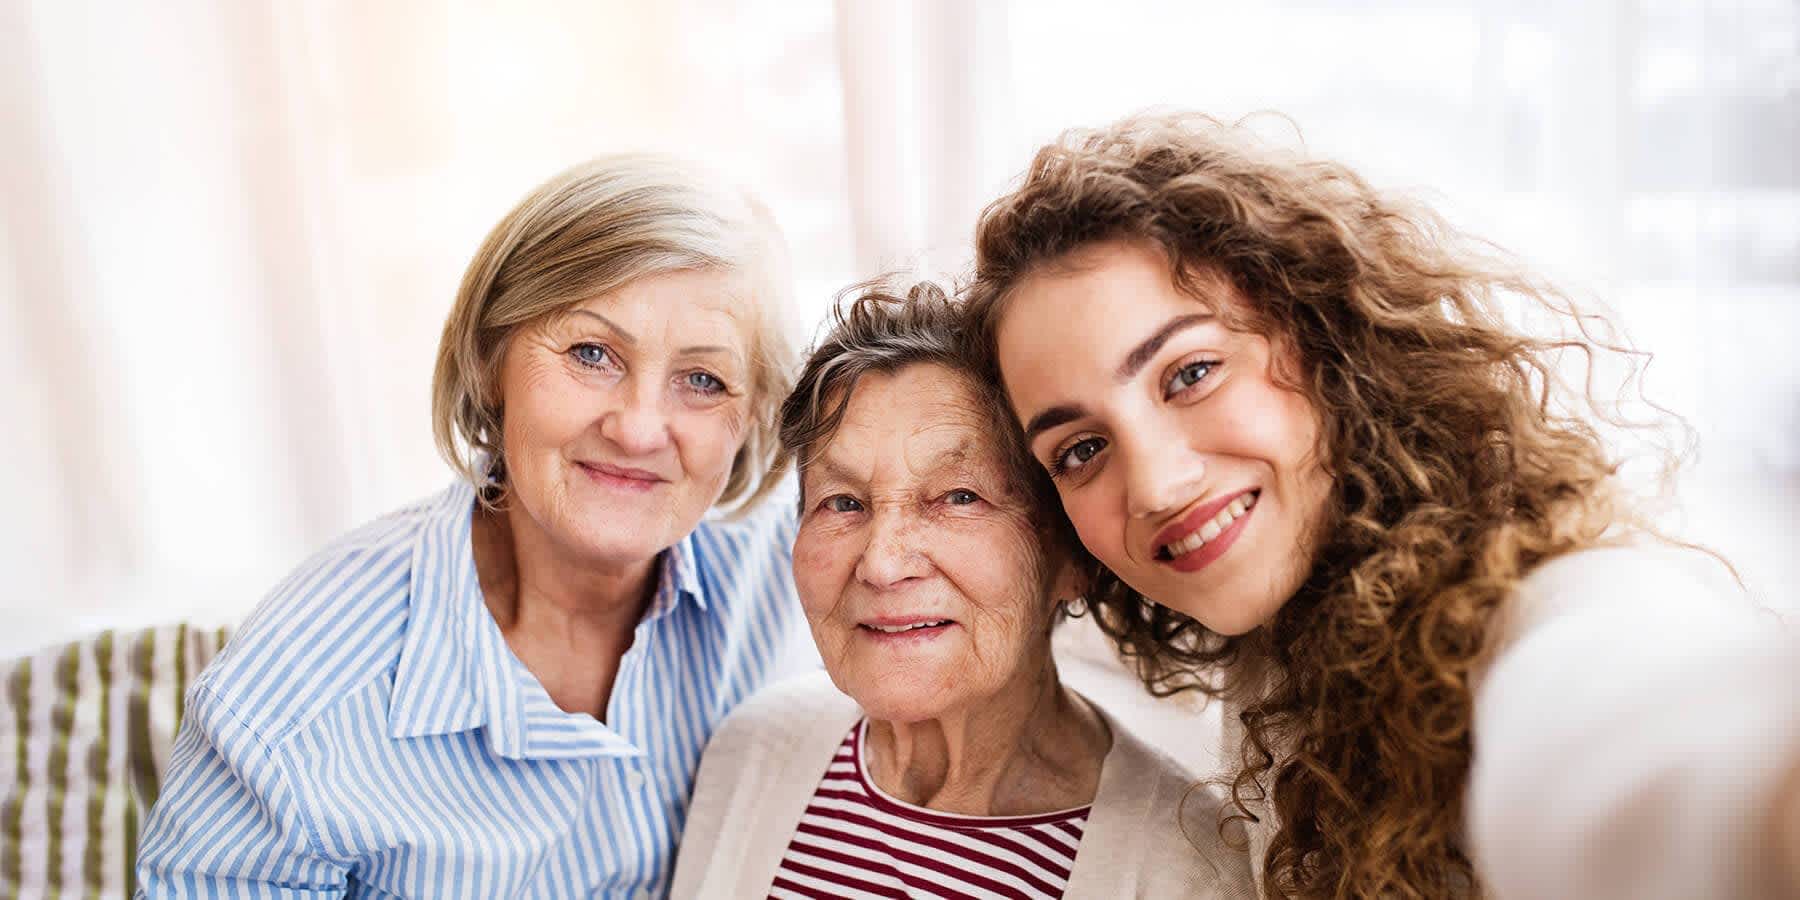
962, 113, 1800, 899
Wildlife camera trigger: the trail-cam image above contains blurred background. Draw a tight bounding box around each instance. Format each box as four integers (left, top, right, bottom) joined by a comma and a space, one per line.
2, 0, 1795, 658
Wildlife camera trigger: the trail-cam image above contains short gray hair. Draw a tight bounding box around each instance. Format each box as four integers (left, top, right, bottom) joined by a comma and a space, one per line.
431, 153, 797, 512
777, 280, 1053, 522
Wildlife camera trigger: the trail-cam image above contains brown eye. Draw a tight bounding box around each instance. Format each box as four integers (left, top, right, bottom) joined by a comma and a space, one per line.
1051, 437, 1107, 476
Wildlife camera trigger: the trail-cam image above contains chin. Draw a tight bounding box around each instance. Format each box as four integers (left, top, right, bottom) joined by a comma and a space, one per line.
1135, 575, 1270, 637
562, 521, 669, 569
1196, 609, 1269, 637
836, 674, 958, 725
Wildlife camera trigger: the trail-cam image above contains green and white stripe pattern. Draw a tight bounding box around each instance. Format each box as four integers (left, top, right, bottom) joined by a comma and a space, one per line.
0, 625, 229, 900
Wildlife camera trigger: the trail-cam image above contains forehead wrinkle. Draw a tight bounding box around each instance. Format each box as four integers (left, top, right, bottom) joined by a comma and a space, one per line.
907, 431, 1022, 498
557, 308, 637, 344
900, 417, 983, 464
806, 447, 866, 489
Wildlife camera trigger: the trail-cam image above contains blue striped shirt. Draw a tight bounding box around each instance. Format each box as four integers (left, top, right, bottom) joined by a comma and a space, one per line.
136, 481, 817, 899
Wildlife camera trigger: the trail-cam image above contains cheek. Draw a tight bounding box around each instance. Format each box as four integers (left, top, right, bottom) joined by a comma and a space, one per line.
503, 359, 592, 454
1059, 484, 1127, 565
672, 403, 751, 481
943, 519, 1048, 632
792, 527, 853, 620
1259, 391, 1328, 492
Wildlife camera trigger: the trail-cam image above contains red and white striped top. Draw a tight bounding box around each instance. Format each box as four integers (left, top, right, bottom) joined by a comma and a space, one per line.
768, 720, 1092, 900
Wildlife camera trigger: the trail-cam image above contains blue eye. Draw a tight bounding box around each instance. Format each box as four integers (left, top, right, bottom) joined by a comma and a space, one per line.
685, 371, 726, 394
570, 344, 612, 369
825, 495, 863, 513
1164, 361, 1216, 397
945, 489, 979, 506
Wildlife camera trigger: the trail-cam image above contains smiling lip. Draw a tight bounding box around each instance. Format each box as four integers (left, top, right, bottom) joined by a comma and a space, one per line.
1153, 489, 1254, 550
1151, 488, 1260, 574
577, 461, 666, 492
857, 615, 958, 639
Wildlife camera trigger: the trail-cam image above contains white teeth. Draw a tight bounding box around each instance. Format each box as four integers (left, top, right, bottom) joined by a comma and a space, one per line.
1161, 492, 1258, 560
869, 620, 949, 634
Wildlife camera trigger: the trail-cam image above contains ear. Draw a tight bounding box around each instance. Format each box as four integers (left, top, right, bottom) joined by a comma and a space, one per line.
1049, 558, 1092, 612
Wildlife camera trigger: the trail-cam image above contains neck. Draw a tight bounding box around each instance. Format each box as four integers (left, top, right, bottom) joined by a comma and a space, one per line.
473, 499, 659, 634
864, 651, 1110, 817
469, 499, 660, 720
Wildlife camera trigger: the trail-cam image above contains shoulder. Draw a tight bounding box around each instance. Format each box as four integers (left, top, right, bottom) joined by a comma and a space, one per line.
1517, 542, 1739, 604
707, 669, 856, 753
1503, 541, 1761, 647
196, 486, 461, 741
676, 670, 853, 899
1082, 699, 1258, 896
686, 672, 857, 844
687, 496, 798, 607
1097, 710, 1230, 830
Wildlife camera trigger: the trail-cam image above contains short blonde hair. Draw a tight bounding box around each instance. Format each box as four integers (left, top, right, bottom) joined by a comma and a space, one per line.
431, 154, 797, 512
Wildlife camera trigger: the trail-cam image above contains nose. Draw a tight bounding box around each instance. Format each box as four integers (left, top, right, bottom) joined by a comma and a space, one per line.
854, 507, 931, 589
1122, 432, 1207, 520
599, 379, 672, 456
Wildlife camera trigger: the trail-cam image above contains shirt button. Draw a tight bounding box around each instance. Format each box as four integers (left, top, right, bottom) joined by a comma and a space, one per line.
627, 769, 646, 788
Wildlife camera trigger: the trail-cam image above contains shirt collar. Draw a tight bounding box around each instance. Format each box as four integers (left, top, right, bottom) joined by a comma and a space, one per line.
387, 480, 705, 760
388, 482, 486, 742
661, 526, 707, 614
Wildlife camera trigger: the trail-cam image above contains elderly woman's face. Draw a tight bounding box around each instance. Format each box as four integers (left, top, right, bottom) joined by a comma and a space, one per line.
793, 364, 1054, 724
496, 267, 754, 569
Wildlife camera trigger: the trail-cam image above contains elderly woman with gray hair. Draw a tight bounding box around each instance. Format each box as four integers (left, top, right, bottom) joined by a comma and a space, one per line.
136, 156, 817, 898
671, 283, 1255, 899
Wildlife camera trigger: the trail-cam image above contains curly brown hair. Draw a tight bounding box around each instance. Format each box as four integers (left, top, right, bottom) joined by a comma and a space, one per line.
962, 113, 1673, 898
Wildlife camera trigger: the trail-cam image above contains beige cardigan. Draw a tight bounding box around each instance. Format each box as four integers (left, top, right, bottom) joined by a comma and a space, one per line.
671, 670, 1257, 899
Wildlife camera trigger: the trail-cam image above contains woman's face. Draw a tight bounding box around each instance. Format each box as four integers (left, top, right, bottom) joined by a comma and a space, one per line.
995, 240, 1332, 636
792, 364, 1055, 723
496, 267, 755, 571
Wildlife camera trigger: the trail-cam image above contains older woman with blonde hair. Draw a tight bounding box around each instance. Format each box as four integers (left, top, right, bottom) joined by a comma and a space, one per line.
136, 155, 817, 897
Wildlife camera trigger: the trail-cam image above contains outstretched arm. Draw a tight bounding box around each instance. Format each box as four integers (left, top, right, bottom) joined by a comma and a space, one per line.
1467, 547, 1800, 900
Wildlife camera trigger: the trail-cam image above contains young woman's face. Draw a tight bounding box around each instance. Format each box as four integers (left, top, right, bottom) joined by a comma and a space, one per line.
995, 240, 1332, 635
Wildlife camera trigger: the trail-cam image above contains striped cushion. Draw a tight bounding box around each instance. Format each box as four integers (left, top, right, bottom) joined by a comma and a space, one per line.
0, 624, 230, 899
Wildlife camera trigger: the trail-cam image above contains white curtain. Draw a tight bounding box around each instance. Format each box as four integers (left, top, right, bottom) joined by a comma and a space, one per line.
2, 0, 1794, 657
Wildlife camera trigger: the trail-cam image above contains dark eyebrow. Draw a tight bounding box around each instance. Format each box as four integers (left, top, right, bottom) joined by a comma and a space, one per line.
568, 310, 636, 345
1116, 313, 1214, 381
1022, 404, 1088, 445
1020, 313, 1214, 444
